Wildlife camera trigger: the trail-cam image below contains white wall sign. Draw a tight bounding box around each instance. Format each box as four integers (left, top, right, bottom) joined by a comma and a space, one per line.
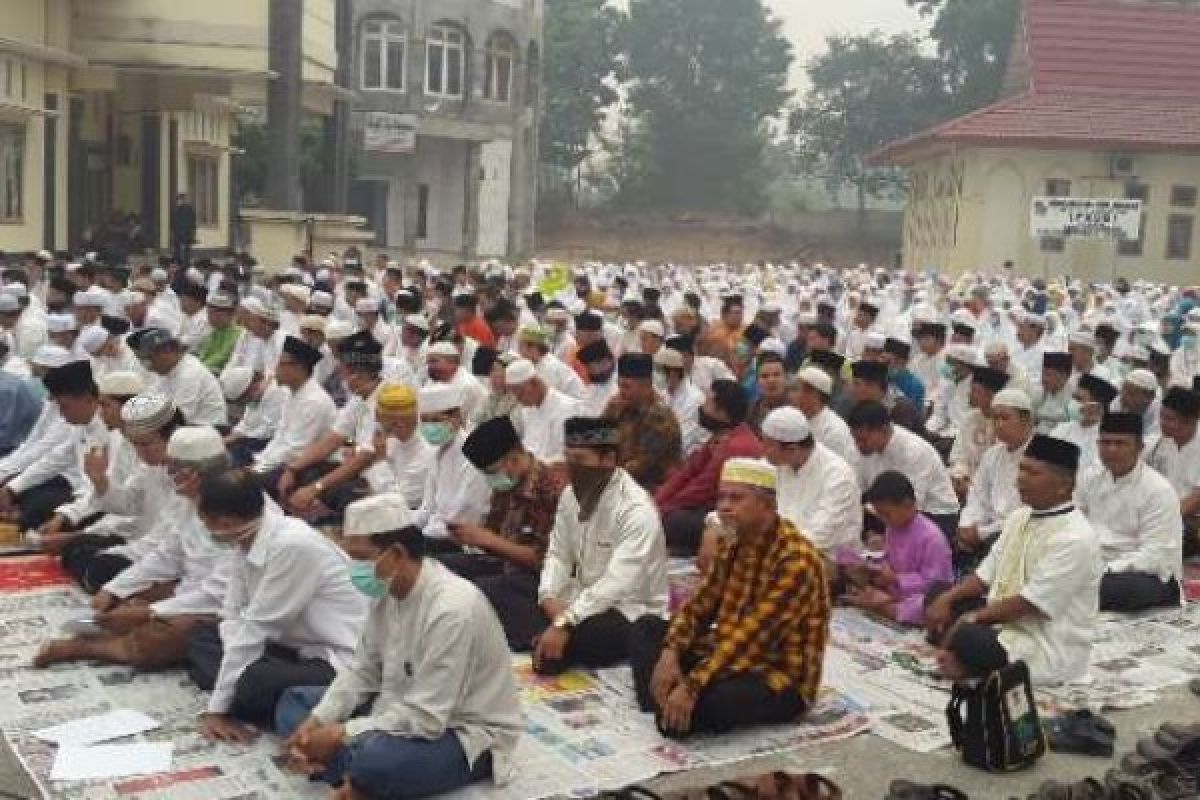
1030, 196, 1142, 240
363, 112, 417, 154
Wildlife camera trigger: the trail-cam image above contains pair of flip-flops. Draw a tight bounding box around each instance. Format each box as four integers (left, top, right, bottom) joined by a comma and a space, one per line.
1046, 710, 1116, 758
885, 780, 967, 799
603, 772, 842, 800
1024, 777, 1108, 800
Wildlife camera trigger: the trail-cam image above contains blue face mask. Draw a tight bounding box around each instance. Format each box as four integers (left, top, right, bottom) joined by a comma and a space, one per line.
938, 363, 956, 381
1067, 398, 1082, 422
1183, 333, 1198, 352
349, 561, 388, 599
487, 471, 519, 493
420, 421, 454, 447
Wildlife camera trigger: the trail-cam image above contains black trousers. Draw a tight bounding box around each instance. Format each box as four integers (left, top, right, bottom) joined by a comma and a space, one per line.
534, 609, 633, 675
627, 615, 806, 737
186, 622, 336, 729
662, 508, 709, 555
15, 476, 73, 531
1099, 572, 1181, 612
262, 463, 367, 518
228, 437, 270, 469
60, 534, 131, 594
476, 571, 542, 652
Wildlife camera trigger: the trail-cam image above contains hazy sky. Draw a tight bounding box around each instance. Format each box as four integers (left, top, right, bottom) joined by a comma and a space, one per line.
766, 0, 929, 89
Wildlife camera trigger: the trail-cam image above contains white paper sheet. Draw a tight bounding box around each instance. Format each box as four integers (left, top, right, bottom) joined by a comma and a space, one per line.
35, 709, 160, 747
50, 742, 173, 782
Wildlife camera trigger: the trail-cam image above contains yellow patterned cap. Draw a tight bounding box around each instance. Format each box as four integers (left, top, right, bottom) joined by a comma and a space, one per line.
720, 458, 777, 492
517, 325, 552, 347
376, 383, 417, 414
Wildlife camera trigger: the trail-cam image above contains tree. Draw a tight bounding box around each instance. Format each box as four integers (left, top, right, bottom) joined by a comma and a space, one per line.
613, 0, 793, 215
540, 0, 624, 205
790, 32, 944, 223
909, 0, 1019, 118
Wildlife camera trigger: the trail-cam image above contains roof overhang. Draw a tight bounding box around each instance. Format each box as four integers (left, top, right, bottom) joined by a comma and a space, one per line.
0, 36, 87, 68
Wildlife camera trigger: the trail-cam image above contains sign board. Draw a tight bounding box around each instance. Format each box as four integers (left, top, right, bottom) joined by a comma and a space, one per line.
1030, 196, 1142, 241
363, 112, 417, 154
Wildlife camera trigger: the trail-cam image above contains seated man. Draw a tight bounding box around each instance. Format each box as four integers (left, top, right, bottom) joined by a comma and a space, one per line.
629, 458, 829, 738
185, 470, 366, 742
789, 366, 858, 469
848, 359, 925, 436
414, 384, 490, 555
948, 365, 1009, 497
840, 471, 952, 627
506, 358, 580, 465
604, 352, 682, 492
366, 384, 435, 511
925, 435, 1101, 685
655, 380, 763, 554
1077, 412, 1183, 612
220, 366, 288, 468
535, 417, 669, 674
133, 327, 227, 427
1146, 387, 1200, 554
656, 347, 706, 457
33, 426, 234, 671
456, 416, 566, 649
1033, 352, 1073, 433
250, 336, 336, 475
275, 494, 522, 799
1052, 372, 1118, 475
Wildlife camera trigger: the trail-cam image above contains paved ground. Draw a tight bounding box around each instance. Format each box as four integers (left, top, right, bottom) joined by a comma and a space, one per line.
0, 685, 1194, 800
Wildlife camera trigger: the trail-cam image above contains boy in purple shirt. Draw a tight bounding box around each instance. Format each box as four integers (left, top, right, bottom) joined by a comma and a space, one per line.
840, 471, 954, 626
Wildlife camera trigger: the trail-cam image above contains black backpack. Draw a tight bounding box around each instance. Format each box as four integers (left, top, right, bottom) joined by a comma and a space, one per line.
946, 660, 1046, 772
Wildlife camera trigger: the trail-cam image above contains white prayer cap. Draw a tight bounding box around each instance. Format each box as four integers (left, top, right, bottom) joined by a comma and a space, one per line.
984, 340, 1010, 358
150, 268, 169, 283
36, 249, 53, 262
638, 319, 666, 339
121, 392, 177, 436
992, 388, 1032, 412
280, 284, 311, 304
654, 348, 685, 370
1022, 311, 1046, 328
950, 309, 977, 329
505, 358, 538, 386
325, 319, 355, 341
1124, 369, 1158, 392
355, 298, 379, 314
298, 314, 327, 334
1125, 344, 1149, 362
945, 344, 980, 365
207, 291, 236, 310
76, 325, 109, 355
310, 290, 334, 308
166, 425, 225, 462
3, 283, 27, 300
404, 314, 430, 331
0, 294, 19, 313
546, 307, 569, 323
1069, 330, 1096, 349
220, 366, 256, 401
796, 311, 818, 327
426, 341, 459, 359
185, 267, 205, 286
864, 332, 886, 350
759, 337, 787, 358
796, 366, 833, 396
761, 407, 811, 443
46, 313, 78, 334
31, 345, 71, 368
73, 288, 107, 308
417, 384, 464, 414
241, 296, 279, 322
343, 493, 415, 537
96, 370, 145, 397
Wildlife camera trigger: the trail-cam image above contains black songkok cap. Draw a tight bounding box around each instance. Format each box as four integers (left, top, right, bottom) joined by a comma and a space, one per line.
575, 312, 603, 332
859, 301, 880, 316
1163, 386, 1200, 419
471, 346, 498, 378
100, 315, 131, 336
1099, 411, 1143, 436
972, 365, 1010, 393
283, 335, 323, 370
577, 340, 613, 365
336, 330, 384, 368
883, 338, 911, 360
618, 352, 653, 380
1043, 351, 1072, 373
742, 324, 769, 347
564, 416, 619, 448
665, 335, 695, 355
1079, 373, 1118, 406
462, 416, 521, 471
809, 349, 845, 373
851, 359, 889, 386
711, 379, 749, 424
1025, 434, 1080, 472
43, 359, 95, 396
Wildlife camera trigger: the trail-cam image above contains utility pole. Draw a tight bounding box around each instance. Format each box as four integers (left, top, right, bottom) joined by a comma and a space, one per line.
329, 0, 352, 213
266, 0, 304, 210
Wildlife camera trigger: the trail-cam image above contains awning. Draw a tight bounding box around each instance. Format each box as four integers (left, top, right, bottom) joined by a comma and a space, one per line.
0, 36, 86, 68
0, 100, 61, 117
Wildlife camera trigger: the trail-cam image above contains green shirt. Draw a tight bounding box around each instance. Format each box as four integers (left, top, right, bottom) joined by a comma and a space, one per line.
197, 324, 243, 374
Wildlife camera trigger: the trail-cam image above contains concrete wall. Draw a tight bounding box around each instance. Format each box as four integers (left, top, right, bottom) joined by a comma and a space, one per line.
902, 146, 1200, 284
478, 137, 512, 256
412, 136, 468, 253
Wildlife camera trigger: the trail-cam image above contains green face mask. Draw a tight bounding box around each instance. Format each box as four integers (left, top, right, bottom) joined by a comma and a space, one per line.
349, 561, 388, 599
1067, 398, 1083, 422
420, 421, 454, 446
487, 471, 519, 493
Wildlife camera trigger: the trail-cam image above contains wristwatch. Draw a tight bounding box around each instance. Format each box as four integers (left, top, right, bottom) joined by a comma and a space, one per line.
962, 612, 980, 626
313, 480, 326, 494
552, 610, 577, 630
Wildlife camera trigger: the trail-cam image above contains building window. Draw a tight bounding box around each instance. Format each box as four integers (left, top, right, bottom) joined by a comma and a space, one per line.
484, 35, 514, 103
416, 183, 430, 239
1117, 182, 1149, 257
1040, 179, 1070, 253
426, 25, 464, 98
187, 153, 219, 227
1171, 186, 1197, 208
0, 122, 24, 222
1167, 214, 1194, 261
362, 19, 405, 91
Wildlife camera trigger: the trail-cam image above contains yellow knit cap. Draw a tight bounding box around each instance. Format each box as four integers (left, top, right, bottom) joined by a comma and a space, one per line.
376, 383, 417, 414
720, 458, 777, 492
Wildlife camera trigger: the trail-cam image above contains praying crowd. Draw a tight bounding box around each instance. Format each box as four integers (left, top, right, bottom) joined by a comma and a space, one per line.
1, 247, 1199, 799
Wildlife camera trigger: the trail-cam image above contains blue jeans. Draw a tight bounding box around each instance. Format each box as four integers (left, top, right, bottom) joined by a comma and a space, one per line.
275, 686, 491, 799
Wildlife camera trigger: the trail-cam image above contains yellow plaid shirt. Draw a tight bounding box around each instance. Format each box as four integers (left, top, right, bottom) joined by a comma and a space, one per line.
664, 516, 830, 704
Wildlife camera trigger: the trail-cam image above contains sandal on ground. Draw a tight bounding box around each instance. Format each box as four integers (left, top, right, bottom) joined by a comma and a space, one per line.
1046, 710, 1116, 757
885, 779, 968, 800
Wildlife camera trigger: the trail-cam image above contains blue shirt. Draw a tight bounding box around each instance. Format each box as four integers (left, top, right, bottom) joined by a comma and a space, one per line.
890, 368, 926, 410
0, 372, 43, 456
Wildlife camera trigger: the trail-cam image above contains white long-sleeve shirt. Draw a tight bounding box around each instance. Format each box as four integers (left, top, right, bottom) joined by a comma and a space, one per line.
858, 426, 960, 516
415, 430, 490, 540
104, 498, 233, 616
949, 409, 995, 481
960, 439, 1027, 538
1077, 462, 1183, 586
514, 388, 579, 464
90, 457, 177, 562
311, 560, 522, 784
664, 379, 706, 456
927, 376, 970, 439
1051, 420, 1102, 476
808, 406, 859, 470
579, 377, 617, 417
252, 378, 335, 472
539, 468, 669, 623
776, 443, 862, 555
366, 431, 436, 509
154, 354, 227, 426
8, 413, 107, 493
534, 353, 585, 400
208, 507, 366, 714
56, 428, 139, 527
1146, 432, 1200, 502
180, 310, 211, 351
0, 401, 71, 480
14, 307, 47, 360
231, 382, 289, 440
1033, 385, 1071, 433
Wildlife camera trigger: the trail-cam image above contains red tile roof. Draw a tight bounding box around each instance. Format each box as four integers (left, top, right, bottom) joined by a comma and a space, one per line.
871, 0, 1200, 164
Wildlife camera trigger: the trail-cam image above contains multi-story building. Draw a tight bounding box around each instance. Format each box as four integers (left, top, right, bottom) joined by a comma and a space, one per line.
347, 0, 542, 260
0, 0, 340, 255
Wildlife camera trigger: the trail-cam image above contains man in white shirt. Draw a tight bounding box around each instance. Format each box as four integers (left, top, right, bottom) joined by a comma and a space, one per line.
251, 336, 336, 474
788, 366, 859, 469
576, 339, 618, 416
424, 340, 487, 423
276, 494, 521, 798
1114, 368, 1161, 438
1077, 412, 1183, 612
911, 321, 947, 414
184, 471, 365, 742
535, 416, 669, 674
414, 384, 490, 554
1146, 387, 1200, 553
368, 383, 435, 510
505, 358, 579, 465
1033, 351, 1073, 433
758, 407, 861, 557
177, 282, 212, 351
948, 365, 1009, 496
518, 325, 586, 399
849, 400, 960, 539
957, 389, 1035, 567
926, 435, 1101, 686
220, 367, 289, 467
657, 347, 707, 456
927, 344, 976, 448
133, 327, 227, 426
1052, 372, 1119, 475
